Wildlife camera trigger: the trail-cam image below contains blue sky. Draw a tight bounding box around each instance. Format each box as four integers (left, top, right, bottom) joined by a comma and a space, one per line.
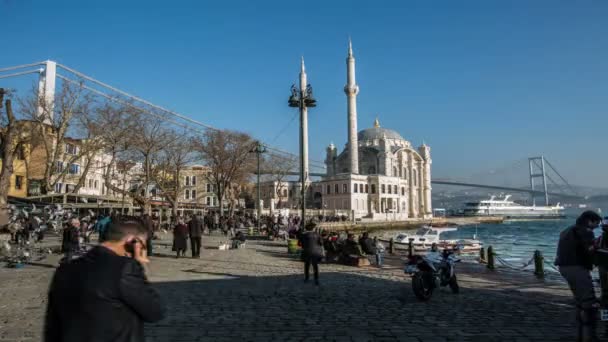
1, 0, 607, 187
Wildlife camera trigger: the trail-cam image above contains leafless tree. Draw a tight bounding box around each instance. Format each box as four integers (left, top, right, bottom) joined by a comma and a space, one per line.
19, 81, 95, 194
0, 89, 19, 210
194, 129, 255, 216
154, 131, 197, 218
261, 154, 297, 209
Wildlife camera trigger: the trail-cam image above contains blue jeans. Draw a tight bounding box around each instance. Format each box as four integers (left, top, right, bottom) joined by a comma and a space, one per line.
376, 252, 383, 266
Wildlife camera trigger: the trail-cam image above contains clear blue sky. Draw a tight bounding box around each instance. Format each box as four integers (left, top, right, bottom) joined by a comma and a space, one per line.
1, 0, 607, 187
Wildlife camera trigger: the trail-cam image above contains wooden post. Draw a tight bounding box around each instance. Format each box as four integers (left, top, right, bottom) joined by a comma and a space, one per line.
534, 250, 544, 277
389, 238, 394, 255
408, 240, 413, 258
487, 246, 495, 270
479, 247, 486, 264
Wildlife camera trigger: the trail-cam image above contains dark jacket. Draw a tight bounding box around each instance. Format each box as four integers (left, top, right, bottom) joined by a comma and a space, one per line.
555, 224, 596, 270
360, 237, 377, 255
300, 231, 324, 259
173, 224, 189, 251
44, 246, 165, 342
188, 218, 203, 238
61, 226, 79, 253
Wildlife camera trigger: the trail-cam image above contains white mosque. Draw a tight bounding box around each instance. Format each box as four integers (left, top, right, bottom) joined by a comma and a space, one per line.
311, 41, 433, 220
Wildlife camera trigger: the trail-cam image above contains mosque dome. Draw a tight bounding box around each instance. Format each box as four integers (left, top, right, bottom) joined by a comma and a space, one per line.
357, 118, 404, 141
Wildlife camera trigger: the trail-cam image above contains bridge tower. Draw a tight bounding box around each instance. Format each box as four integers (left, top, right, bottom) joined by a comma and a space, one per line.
37, 60, 56, 123
528, 156, 549, 206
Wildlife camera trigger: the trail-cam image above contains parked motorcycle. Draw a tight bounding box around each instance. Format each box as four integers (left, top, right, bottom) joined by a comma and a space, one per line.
404, 246, 461, 301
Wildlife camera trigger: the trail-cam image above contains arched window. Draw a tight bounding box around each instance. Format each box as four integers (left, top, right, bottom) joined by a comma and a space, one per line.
413, 169, 418, 186
185, 176, 190, 186
326, 184, 331, 194
185, 189, 190, 199
394, 185, 398, 194
381, 184, 386, 194
354, 184, 358, 193
335, 184, 339, 194
401, 187, 405, 195
393, 166, 398, 177
365, 184, 369, 193
359, 184, 363, 193
371, 184, 376, 194
343, 184, 348, 193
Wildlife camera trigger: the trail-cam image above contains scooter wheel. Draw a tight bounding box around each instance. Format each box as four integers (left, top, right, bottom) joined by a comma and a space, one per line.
412, 272, 434, 301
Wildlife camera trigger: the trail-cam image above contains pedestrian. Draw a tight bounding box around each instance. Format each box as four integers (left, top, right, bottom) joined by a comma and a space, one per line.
173, 219, 188, 258
555, 210, 603, 342
300, 222, 323, 286
44, 220, 165, 342
374, 237, 385, 268
188, 215, 203, 258
142, 214, 154, 257
596, 216, 608, 338
61, 218, 80, 263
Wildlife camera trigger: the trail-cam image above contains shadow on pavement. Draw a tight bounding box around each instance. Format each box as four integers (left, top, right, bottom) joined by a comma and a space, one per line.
146, 270, 577, 341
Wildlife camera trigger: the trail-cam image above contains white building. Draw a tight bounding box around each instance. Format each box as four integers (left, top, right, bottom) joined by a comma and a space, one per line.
313, 42, 432, 220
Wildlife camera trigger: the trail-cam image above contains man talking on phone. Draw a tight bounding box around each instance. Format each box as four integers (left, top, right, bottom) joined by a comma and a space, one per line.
44, 220, 166, 342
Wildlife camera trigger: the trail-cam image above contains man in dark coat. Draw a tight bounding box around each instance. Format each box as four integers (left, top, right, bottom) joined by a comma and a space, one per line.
61, 218, 80, 262
300, 222, 324, 286
555, 210, 603, 342
45, 220, 165, 342
188, 215, 203, 258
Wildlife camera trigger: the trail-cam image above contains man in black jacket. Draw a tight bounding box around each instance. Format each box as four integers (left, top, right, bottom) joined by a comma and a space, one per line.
300, 222, 324, 286
555, 210, 603, 342
188, 215, 203, 258
44, 220, 166, 342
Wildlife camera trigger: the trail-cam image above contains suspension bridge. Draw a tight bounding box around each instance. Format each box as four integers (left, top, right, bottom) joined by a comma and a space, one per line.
1, 61, 605, 205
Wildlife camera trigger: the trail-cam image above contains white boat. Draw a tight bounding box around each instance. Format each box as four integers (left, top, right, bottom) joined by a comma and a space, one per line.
382, 226, 482, 253
463, 195, 565, 219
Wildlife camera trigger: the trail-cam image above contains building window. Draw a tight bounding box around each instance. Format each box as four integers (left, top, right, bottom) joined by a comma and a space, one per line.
388, 185, 392, 194
394, 185, 398, 194
68, 164, 80, 175
185, 176, 190, 186
65, 143, 78, 155
326, 185, 331, 194
413, 169, 418, 186
365, 184, 369, 193
206, 197, 211, 205
354, 184, 358, 193
381, 184, 386, 194
15, 144, 25, 160
191, 189, 196, 199
393, 167, 398, 177
89, 179, 93, 188
94, 180, 98, 189
213, 197, 217, 206
401, 187, 405, 195
289, 189, 293, 197
206, 183, 211, 192
359, 184, 363, 193
404, 168, 408, 180
55, 161, 64, 173
192, 176, 197, 186
371, 184, 376, 194
335, 184, 339, 194
185, 189, 190, 199
342, 184, 347, 193
282, 189, 287, 197
14, 175, 23, 190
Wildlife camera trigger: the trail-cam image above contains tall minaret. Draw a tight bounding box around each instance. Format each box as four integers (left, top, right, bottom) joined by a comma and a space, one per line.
299, 57, 309, 183
344, 39, 359, 174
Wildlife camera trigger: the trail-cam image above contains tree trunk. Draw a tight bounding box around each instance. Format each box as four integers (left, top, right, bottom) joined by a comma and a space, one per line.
0, 97, 16, 209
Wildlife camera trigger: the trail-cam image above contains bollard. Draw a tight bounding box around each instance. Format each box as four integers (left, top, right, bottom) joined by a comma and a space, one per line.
534, 250, 544, 277
487, 246, 495, 270
389, 238, 394, 255
408, 240, 413, 258
479, 247, 486, 264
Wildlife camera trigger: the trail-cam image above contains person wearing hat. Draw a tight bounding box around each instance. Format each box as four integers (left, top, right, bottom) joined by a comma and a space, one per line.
300, 222, 324, 286
556, 210, 603, 342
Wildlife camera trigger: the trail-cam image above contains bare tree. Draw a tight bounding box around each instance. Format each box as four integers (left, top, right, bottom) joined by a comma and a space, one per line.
19, 82, 95, 194
194, 129, 255, 216
261, 154, 297, 209
0, 89, 19, 209
154, 131, 197, 218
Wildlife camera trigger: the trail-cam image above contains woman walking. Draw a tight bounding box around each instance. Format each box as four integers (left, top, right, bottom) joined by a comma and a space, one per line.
173, 218, 189, 258
300, 222, 324, 286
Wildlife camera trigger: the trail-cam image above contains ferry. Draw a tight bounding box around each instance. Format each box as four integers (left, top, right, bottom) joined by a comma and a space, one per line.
463, 195, 565, 219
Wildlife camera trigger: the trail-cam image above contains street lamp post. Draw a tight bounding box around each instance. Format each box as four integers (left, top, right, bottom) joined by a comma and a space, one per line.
249, 141, 266, 233
288, 58, 316, 228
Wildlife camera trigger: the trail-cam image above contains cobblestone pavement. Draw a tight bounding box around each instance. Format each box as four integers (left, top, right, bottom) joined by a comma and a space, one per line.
0, 232, 592, 341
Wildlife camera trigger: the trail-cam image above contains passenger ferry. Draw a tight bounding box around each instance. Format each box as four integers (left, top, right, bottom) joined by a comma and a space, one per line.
463, 195, 565, 219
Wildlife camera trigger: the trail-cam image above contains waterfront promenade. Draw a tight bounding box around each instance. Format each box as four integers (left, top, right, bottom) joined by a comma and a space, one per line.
0, 233, 580, 341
